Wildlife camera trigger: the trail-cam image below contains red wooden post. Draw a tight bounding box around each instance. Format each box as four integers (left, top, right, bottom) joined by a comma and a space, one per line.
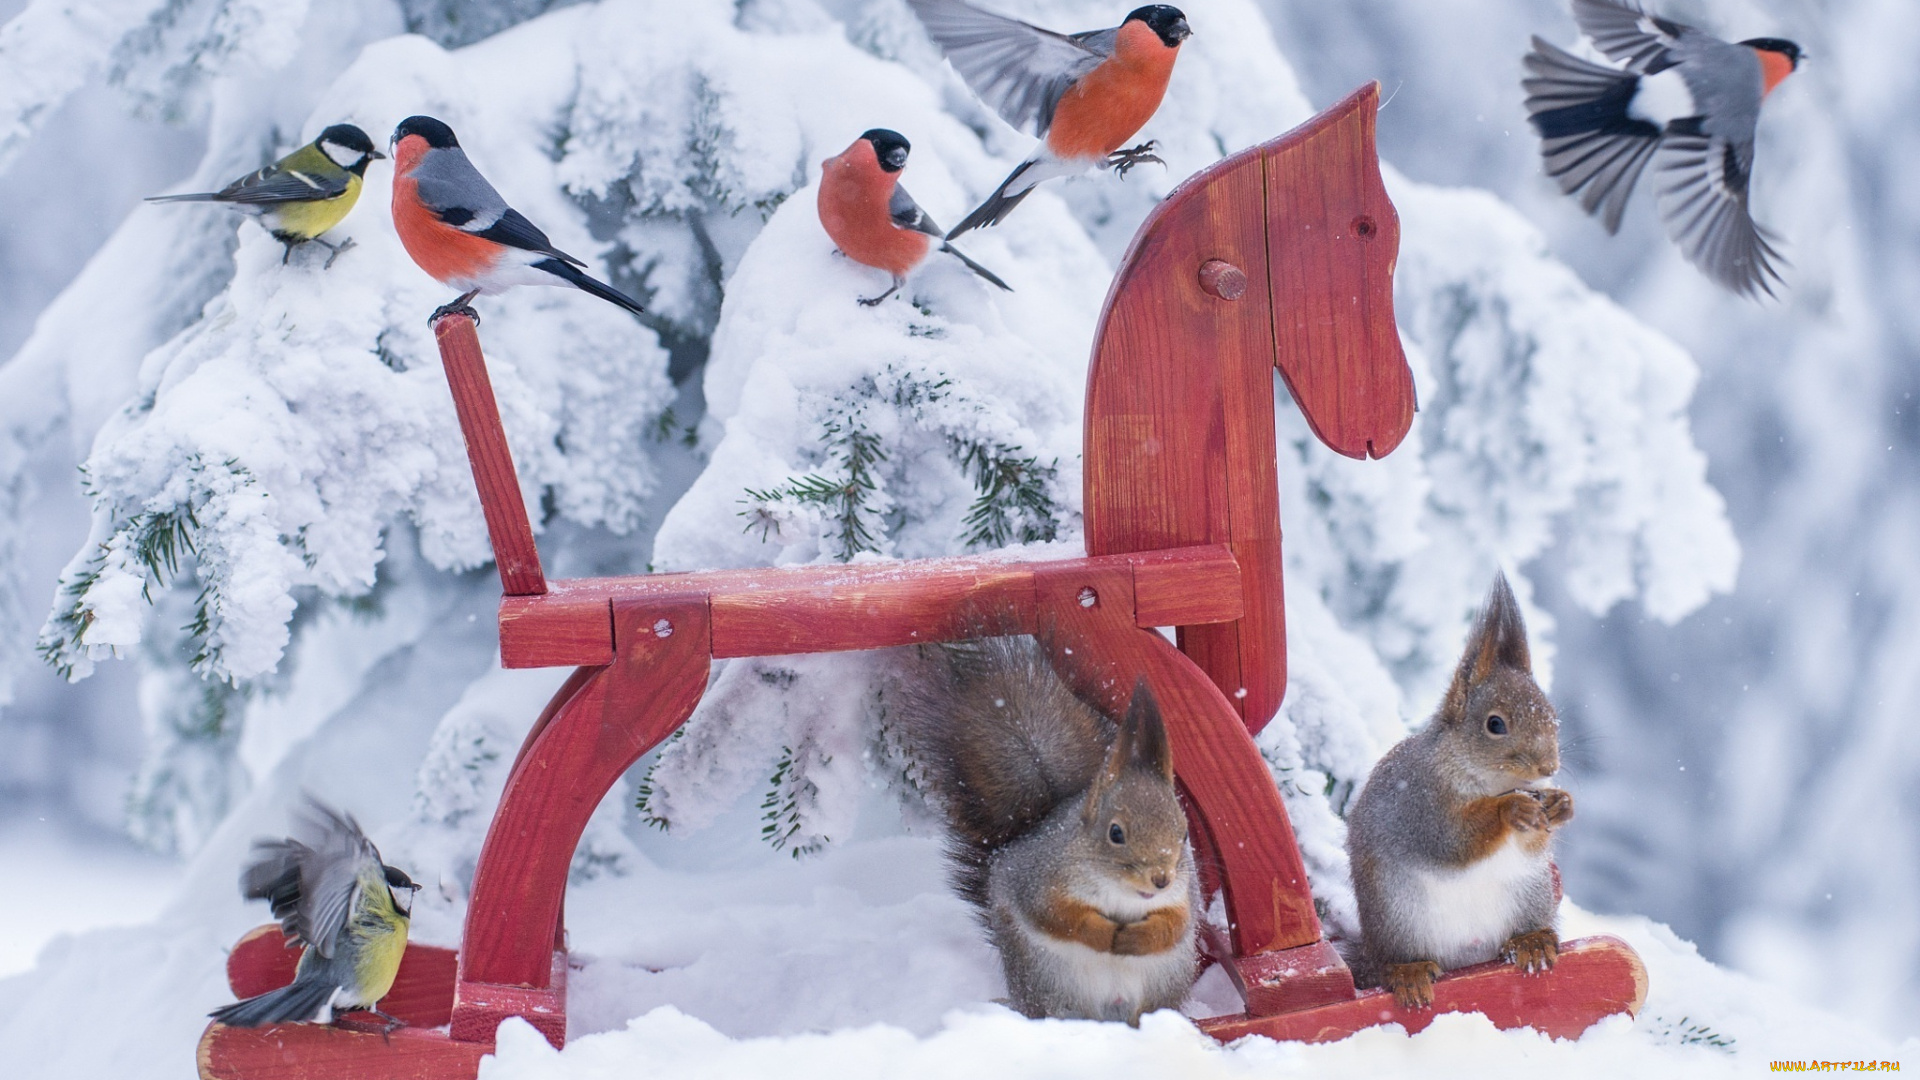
453, 597, 711, 1044
434, 315, 548, 597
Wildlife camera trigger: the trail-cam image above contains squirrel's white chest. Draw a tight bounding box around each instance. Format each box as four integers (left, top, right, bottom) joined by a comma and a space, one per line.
1404, 837, 1548, 970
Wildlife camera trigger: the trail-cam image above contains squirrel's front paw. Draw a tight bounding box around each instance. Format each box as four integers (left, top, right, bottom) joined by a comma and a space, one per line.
1537, 788, 1574, 828
1499, 791, 1549, 832
1384, 960, 1442, 1009
1111, 908, 1188, 956
1503, 929, 1560, 974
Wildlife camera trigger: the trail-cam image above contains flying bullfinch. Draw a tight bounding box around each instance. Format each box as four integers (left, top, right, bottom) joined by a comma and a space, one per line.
389, 116, 645, 323
1523, 0, 1802, 297
818, 129, 1012, 306
905, 1, 1192, 239
147, 124, 384, 267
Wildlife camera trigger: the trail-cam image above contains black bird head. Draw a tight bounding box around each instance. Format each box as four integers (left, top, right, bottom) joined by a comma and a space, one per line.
1740, 37, 1804, 69
392, 115, 461, 151
860, 128, 911, 173
1127, 5, 1191, 47
383, 863, 421, 914
317, 123, 384, 172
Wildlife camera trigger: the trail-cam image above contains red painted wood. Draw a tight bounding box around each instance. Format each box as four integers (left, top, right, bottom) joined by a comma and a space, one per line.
1267, 84, 1415, 462
198, 1023, 493, 1080
1031, 561, 1322, 958
1130, 546, 1245, 626
456, 598, 710, 998
434, 314, 547, 597
450, 951, 567, 1046
497, 595, 613, 668
1198, 935, 1647, 1043
495, 547, 1245, 669
223, 925, 458, 1029
1082, 83, 1414, 737
1232, 939, 1355, 1016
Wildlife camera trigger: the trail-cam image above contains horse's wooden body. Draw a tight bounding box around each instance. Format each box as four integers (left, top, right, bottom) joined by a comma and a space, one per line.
198, 85, 1644, 1079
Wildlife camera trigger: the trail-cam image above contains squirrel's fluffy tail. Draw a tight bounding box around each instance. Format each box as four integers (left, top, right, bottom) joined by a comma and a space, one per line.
897, 636, 1107, 907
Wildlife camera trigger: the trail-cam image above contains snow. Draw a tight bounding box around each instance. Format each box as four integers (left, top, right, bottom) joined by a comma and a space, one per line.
0, 0, 1911, 1074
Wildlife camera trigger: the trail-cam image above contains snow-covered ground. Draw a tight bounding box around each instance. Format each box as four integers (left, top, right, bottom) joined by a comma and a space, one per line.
0, 0, 1916, 1075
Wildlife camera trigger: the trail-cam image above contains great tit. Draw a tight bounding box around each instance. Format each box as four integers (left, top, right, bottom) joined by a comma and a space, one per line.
209, 797, 420, 1031
147, 124, 385, 267
388, 115, 646, 324
817, 129, 1010, 306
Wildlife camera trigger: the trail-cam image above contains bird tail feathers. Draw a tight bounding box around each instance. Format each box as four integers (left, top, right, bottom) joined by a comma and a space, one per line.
145, 192, 221, 203
533, 259, 646, 317
209, 978, 335, 1028
1523, 36, 1663, 234
939, 243, 1012, 292
946, 160, 1040, 240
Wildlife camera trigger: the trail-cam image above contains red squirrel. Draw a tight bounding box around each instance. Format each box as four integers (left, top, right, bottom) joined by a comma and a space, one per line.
1346, 573, 1572, 1008
899, 636, 1199, 1023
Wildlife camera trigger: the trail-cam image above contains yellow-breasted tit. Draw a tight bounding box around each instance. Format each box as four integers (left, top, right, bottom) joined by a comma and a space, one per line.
147, 124, 385, 268
209, 797, 420, 1031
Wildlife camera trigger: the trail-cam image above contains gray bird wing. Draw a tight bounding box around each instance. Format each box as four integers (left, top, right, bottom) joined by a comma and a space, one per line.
890, 183, 946, 238
412, 147, 585, 266
1570, 0, 1691, 74
1652, 119, 1782, 297
211, 163, 350, 206
284, 799, 384, 960
905, 0, 1106, 137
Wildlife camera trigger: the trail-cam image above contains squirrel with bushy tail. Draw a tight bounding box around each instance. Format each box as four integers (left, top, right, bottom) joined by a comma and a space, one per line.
898, 635, 1200, 1023
1346, 572, 1573, 1009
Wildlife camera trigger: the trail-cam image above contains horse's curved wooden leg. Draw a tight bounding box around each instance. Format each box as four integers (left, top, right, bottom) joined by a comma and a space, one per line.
451, 597, 711, 1045
1032, 561, 1354, 1015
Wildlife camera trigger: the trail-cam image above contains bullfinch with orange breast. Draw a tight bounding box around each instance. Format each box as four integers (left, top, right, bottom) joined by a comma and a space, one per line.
818, 129, 1011, 306
1523, 0, 1802, 297
389, 116, 645, 323
905, 1, 1191, 239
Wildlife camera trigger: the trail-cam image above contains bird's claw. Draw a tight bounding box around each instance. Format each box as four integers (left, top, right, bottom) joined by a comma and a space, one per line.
322, 237, 356, 270
432, 292, 483, 326
1106, 141, 1164, 178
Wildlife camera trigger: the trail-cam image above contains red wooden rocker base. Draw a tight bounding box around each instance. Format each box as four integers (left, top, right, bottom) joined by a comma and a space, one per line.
199, 84, 1644, 1080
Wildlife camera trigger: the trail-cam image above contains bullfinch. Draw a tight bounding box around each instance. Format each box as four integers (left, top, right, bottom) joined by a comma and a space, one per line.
906, 1, 1191, 239
146, 124, 384, 267
389, 115, 645, 322
818, 128, 1011, 306
1523, 0, 1801, 297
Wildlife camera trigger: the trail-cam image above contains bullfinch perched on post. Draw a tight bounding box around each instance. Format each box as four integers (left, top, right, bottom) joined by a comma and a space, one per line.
209, 798, 420, 1031
146, 124, 384, 267
1523, 0, 1802, 297
818, 129, 1012, 306
389, 115, 645, 323
905, 0, 1192, 239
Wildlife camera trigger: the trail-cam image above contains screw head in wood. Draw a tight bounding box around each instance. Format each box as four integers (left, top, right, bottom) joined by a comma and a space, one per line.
1198, 259, 1247, 301
653, 618, 674, 638
1078, 586, 1099, 608
1351, 215, 1378, 240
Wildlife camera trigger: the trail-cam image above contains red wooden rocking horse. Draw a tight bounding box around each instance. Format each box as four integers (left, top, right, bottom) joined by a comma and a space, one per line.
197, 85, 1645, 1079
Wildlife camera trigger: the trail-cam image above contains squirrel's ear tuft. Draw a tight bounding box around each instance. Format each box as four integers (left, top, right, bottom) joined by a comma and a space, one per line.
1442, 572, 1533, 719
1468, 572, 1532, 680
1123, 679, 1175, 782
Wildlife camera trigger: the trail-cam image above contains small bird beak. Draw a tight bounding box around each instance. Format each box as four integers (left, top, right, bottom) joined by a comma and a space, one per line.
1172, 18, 1192, 42
368, 148, 388, 160
885, 148, 908, 170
